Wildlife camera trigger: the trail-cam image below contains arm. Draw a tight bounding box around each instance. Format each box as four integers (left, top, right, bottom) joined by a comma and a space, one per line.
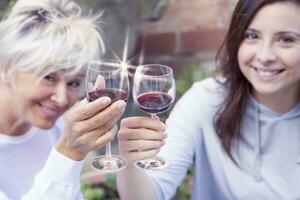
0, 148, 84, 200
117, 117, 167, 200
0, 97, 126, 200
117, 163, 157, 200
117, 83, 203, 199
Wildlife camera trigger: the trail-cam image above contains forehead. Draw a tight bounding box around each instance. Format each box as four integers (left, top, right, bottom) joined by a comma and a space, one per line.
40, 67, 86, 78
249, 2, 300, 30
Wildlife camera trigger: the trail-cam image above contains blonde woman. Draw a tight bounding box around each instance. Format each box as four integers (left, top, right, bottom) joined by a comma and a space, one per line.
0, 0, 126, 199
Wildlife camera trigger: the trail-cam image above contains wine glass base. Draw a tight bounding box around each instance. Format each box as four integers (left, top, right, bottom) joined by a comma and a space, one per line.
91, 155, 127, 173
135, 156, 169, 170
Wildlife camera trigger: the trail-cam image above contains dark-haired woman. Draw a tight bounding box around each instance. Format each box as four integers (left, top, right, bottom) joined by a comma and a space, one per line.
117, 0, 300, 199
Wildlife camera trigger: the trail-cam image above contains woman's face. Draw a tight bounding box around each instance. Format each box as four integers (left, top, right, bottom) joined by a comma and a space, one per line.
11, 69, 84, 129
238, 2, 300, 109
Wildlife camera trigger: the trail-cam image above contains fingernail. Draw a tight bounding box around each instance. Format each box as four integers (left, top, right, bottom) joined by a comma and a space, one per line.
117, 100, 126, 109
101, 97, 111, 104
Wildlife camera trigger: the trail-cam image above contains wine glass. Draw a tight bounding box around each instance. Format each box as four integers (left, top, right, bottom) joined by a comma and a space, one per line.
86, 60, 129, 173
132, 64, 176, 170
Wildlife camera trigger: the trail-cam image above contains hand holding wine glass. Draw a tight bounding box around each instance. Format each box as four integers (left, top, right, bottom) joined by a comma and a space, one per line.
86, 60, 129, 173
132, 64, 175, 170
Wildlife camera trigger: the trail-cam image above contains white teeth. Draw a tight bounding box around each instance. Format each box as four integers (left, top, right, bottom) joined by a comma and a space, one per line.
255, 68, 283, 77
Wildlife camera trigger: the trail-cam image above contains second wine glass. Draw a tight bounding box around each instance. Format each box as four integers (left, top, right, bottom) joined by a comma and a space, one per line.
132, 64, 176, 170
86, 60, 129, 173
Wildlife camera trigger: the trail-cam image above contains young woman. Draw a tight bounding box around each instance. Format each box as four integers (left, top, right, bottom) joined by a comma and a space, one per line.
0, 0, 126, 199
117, 0, 300, 199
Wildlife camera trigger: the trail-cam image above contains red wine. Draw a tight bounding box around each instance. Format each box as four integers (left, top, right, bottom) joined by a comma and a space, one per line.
136, 91, 172, 114
88, 88, 128, 103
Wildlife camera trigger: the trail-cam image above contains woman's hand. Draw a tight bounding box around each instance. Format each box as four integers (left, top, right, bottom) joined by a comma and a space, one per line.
56, 97, 126, 161
118, 117, 167, 163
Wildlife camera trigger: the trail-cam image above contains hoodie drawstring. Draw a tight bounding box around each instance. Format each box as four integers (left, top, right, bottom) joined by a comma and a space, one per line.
297, 129, 300, 164
254, 104, 262, 181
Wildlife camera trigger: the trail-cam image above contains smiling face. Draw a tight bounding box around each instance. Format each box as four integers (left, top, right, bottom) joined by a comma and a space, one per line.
10, 69, 84, 129
237, 2, 300, 112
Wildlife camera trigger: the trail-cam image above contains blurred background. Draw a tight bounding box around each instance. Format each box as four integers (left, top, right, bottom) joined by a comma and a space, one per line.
0, 0, 237, 199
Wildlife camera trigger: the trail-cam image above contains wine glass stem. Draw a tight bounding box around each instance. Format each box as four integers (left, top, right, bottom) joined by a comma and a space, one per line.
150, 113, 159, 119
105, 142, 112, 158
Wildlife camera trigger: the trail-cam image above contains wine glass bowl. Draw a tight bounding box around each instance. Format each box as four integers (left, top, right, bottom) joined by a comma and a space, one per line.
86, 60, 129, 173
132, 64, 175, 170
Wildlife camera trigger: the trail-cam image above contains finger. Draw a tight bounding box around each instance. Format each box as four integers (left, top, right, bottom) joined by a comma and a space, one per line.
93, 125, 118, 150
93, 75, 106, 90
120, 117, 166, 131
80, 110, 124, 139
121, 140, 164, 152
118, 128, 167, 141
70, 97, 112, 121
77, 100, 126, 132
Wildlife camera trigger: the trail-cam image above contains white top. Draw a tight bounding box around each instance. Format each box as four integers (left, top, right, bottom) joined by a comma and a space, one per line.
148, 77, 300, 200
0, 119, 84, 200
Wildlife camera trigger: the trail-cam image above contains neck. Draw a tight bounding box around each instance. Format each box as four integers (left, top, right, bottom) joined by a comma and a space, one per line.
0, 84, 31, 136
253, 89, 300, 113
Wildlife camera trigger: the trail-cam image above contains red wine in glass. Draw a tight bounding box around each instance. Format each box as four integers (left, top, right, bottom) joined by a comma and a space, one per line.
88, 88, 128, 103
133, 64, 175, 170
86, 60, 129, 173
136, 91, 173, 114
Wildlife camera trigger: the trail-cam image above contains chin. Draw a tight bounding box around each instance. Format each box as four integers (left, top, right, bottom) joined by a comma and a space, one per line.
30, 117, 57, 130
253, 85, 283, 97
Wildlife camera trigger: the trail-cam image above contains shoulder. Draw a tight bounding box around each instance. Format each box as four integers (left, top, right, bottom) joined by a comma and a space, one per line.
192, 76, 225, 96
178, 76, 226, 108
171, 77, 226, 125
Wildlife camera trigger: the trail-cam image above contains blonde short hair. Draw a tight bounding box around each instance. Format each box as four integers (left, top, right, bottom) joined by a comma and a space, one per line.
0, 0, 105, 76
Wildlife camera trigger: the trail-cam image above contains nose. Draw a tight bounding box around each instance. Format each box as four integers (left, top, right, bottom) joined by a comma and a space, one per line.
51, 84, 69, 107
256, 41, 277, 64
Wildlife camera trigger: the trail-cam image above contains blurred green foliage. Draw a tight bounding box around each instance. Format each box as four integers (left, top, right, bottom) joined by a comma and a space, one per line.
81, 174, 119, 200
176, 63, 212, 97
81, 181, 105, 200
0, 0, 16, 19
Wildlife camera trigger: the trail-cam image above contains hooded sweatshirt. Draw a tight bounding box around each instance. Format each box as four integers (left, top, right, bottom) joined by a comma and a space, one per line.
147, 77, 300, 200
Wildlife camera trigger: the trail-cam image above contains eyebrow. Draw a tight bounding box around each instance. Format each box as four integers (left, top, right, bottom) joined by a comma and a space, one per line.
70, 73, 85, 78
275, 31, 300, 37
247, 28, 300, 37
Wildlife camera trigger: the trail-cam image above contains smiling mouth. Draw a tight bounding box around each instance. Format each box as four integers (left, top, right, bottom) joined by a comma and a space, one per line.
37, 103, 60, 118
253, 66, 286, 78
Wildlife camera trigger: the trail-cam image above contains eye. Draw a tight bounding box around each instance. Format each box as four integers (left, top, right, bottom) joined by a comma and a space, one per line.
43, 75, 55, 82
278, 35, 295, 44
67, 80, 82, 89
244, 32, 259, 40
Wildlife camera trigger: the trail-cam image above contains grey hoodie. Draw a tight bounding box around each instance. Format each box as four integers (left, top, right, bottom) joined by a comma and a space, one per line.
148, 77, 300, 200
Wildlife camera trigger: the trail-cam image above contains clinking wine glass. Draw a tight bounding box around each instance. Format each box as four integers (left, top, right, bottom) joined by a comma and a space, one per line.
86, 60, 129, 173
132, 64, 176, 170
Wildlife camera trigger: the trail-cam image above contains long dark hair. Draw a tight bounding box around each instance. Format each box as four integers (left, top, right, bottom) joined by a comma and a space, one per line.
214, 0, 300, 163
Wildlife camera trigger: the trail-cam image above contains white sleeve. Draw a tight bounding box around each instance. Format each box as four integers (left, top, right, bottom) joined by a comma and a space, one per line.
0, 148, 84, 200
0, 191, 10, 200
147, 83, 204, 199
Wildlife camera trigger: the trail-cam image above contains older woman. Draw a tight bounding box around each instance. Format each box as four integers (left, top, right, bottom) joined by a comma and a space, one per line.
0, 0, 126, 199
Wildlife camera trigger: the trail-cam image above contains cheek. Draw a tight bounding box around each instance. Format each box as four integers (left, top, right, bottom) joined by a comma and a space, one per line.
66, 92, 80, 107
237, 43, 255, 67
278, 50, 300, 71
